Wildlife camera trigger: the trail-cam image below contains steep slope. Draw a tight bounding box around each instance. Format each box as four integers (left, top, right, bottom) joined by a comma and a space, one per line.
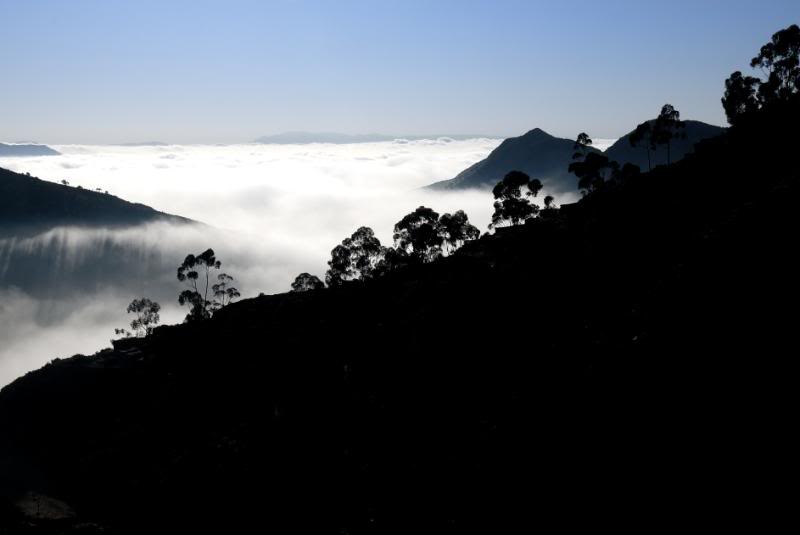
605, 119, 725, 170
0, 166, 190, 235
0, 167, 196, 297
426, 128, 590, 193
0, 100, 796, 532
0, 143, 60, 157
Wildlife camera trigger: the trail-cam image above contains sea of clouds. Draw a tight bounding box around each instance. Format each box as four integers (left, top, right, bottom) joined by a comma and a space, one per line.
0, 138, 584, 386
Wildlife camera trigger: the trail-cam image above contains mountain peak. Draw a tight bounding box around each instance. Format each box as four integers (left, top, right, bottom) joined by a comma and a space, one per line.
427, 119, 725, 193
522, 127, 552, 138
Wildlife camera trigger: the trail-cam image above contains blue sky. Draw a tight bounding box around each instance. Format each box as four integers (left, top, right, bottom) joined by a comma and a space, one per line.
1, 0, 798, 143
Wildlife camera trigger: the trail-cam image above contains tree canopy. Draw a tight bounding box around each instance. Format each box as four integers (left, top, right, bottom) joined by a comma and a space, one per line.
722, 72, 762, 125
652, 104, 686, 165
323, 208, 480, 284
177, 249, 239, 321
326, 227, 387, 286
569, 150, 617, 195
722, 24, 800, 124
212, 273, 241, 309
751, 24, 800, 103
115, 298, 161, 338
291, 273, 325, 292
489, 171, 541, 228
438, 210, 480, 255
393, 206, 443, 262
572, 132, 593, 161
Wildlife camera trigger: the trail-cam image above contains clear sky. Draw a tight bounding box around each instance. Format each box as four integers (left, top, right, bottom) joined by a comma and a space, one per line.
1, 0, 798, 143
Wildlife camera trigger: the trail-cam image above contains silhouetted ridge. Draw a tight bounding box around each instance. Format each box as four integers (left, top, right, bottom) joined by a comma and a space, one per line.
0, 143, 60, 157
606, 119, 724, 170
0, 166, 192, 236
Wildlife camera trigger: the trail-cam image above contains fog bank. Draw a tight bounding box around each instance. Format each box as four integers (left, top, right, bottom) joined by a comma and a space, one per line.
0, 139, 579, 386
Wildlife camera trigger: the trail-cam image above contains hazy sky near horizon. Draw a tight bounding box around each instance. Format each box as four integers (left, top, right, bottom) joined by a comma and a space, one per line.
1, 0, 798, 143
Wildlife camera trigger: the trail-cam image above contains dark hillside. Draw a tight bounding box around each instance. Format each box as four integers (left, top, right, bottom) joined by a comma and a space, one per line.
0, 100, 796, 532
605, 119, 725, 170
0, 167, 190, 236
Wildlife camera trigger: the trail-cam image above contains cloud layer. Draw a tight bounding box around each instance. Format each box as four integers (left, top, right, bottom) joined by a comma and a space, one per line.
0, 139, 581, 386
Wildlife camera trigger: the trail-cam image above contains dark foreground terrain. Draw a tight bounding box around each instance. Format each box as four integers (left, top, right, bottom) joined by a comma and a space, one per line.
0, 100, 796, 533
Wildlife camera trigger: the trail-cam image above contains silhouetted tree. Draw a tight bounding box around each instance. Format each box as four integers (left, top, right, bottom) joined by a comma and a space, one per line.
60, 180, 69, 186
569, 152, 618, 195
130, 298, 161, 336
652, 104, 686, 165
212, 273, 241, 309
373, 247, 411, 278
489, 171, 540, 228
350, 227, 385, 278
722, 71, 762, 125
628, 121, 655, 171
540, 195, 559, 218
394, 206, 444, 262
527, 178, 543, 198
611, 162, 642, 186
438, 210, 480, 255
291, 273, 325, 292
177, 248, 228, 321
722, 25, 800, 124
569, 132, 615, 192
751, 24, 800, 104
326, 244, 352, 286
115, 298, 160, 338
326, 227, 386, 286
569, 128, 642, 192
572, 132, 593, 161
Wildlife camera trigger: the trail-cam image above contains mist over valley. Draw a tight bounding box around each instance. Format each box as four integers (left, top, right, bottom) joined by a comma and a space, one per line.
0, 137, 534, 385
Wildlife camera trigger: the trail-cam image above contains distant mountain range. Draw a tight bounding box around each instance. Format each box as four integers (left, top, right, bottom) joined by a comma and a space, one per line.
427, 121, 725, 193
0, 143, 60, 157
0, 166, 190, 236
254, 132, 497, 144
117, 141, 170, 147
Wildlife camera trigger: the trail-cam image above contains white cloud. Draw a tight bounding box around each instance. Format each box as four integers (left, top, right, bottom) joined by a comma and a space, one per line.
593, 138, 618, 152
0, 139, 580, 386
